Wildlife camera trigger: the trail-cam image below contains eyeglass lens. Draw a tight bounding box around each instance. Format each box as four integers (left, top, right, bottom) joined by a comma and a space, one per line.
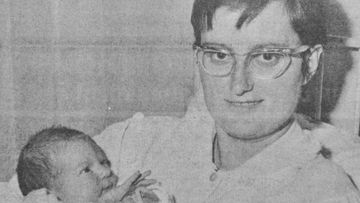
199, 50, 292, 79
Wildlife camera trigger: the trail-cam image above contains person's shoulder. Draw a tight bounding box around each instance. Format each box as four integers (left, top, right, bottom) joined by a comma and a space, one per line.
295, 113, 345, 137
295, 113, 352, 139
105, 112, 182, 131
127, 113, 183, 132
301, 156, 353, 185
294, 155, 360, 202
93, 113, 185, 174
295, 113, 357, 156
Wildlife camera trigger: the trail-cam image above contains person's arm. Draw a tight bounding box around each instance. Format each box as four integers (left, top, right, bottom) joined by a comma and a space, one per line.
94, 113, 147, 177
95, 113, 177, 203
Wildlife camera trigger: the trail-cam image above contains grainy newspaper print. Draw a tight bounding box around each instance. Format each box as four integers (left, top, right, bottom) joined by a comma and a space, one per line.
0, 0, 359, 202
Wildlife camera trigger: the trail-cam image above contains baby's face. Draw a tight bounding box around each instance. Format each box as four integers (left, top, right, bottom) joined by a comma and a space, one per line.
51, 140, 118, 203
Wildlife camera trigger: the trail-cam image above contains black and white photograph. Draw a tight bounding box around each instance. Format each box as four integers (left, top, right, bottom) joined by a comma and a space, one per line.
0, 0, 359, 202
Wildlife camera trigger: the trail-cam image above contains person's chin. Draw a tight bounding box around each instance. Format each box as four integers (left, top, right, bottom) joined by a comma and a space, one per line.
221, 114, 278, 138
224, 125, 265, 140
218, 116, 251, 132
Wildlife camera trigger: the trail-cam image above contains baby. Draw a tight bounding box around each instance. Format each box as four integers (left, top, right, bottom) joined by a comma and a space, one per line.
16, 126, 161, 203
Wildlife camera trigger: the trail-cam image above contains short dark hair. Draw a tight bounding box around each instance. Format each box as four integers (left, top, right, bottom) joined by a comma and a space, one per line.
191, 0, 327, 47
16, 126, 99, 196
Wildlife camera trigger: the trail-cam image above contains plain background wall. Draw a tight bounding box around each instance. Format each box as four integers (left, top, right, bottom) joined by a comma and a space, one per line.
0, 0, 359, 181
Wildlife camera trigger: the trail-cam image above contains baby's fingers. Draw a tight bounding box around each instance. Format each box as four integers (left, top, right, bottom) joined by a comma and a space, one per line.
134, 179, 157, 188
124, 171, 142, 187
134, 187, 160, 203
101, 171, 141, 202
133, 170, 151, 185
168, 195, 176, 203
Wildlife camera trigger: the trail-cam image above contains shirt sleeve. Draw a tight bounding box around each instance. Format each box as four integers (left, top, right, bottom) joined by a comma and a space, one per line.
94, 112, 147, 180
94, 112, 173, 183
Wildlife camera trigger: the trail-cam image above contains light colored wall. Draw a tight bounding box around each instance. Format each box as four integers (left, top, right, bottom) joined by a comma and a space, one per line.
0, 0, 359, 181
0, 0, 195, 181
330, 0, 360, 137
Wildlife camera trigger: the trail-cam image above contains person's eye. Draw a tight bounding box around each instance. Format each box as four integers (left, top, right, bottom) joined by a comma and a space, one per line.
204, 51, 232, 65
80, 166, 91, 174
213, 52, 228, 60
252, 53, 283, 67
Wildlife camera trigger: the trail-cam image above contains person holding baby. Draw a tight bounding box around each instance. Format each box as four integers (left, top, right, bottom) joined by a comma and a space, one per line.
9, 0, 360, 202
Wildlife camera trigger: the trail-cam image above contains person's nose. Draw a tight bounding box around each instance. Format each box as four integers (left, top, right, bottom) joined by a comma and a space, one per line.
230, 61, 254, 96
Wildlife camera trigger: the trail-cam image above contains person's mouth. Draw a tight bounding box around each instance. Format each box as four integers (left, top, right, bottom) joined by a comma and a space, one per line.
100, 181, 116, 197
225, 99, 264, 107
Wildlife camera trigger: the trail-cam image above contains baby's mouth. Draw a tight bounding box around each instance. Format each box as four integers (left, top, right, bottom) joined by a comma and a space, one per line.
100, 182, 116, 197
100, 174, 119, 196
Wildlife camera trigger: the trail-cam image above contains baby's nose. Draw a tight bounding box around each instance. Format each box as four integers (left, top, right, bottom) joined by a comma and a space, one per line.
98, 169, 119, 189
95, 164, 112, 179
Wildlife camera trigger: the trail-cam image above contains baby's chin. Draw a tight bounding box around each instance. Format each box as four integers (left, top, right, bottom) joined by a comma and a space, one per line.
99, 182, 118, 199
100, 175, 119, 196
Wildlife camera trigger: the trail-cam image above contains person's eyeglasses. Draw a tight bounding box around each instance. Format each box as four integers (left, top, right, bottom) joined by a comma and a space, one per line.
194, 44, 311, 79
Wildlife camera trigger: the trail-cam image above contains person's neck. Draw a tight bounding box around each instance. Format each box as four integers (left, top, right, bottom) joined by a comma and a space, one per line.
214, 119, 294, 171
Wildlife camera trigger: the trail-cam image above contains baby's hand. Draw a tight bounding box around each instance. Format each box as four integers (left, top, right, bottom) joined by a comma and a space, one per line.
99, 170, 157, 203
127, 187, 160, 203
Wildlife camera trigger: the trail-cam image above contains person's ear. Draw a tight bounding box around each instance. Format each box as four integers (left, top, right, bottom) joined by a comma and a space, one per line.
193, 49, 200, 67
303, 44, 323, 85
194, 48, 204, 74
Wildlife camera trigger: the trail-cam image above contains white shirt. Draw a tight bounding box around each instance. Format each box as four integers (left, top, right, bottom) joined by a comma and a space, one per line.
94, 109, 360, 203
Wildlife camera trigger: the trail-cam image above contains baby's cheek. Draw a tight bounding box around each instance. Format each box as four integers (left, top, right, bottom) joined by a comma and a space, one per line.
111, 173, 119, 186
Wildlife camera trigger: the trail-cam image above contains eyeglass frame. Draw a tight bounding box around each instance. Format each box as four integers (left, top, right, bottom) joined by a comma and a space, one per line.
193, 44, 312, 79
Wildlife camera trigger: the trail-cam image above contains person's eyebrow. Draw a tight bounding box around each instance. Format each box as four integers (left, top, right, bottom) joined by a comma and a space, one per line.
202, 42, 292, 53
249, 42, 292, 51
202, 42, 232, 50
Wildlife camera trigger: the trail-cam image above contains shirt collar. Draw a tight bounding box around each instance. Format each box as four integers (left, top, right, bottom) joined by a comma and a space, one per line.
205, 120, 323, 201
232, 120, 322, 177
184, 98, 322, 176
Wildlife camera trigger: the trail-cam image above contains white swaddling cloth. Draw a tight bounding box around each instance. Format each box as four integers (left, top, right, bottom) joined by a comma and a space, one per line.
3, 174, 173, 203
0, 181, 22, 203
149, 183, 175, 203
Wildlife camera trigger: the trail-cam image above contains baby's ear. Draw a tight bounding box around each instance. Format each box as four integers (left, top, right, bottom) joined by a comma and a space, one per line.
303, 44, 323, 85
46, 187, 63, 202
48, 190, 63, 202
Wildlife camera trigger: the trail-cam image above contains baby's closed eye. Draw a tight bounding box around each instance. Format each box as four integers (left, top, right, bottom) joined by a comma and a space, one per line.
100, 159, 111, 168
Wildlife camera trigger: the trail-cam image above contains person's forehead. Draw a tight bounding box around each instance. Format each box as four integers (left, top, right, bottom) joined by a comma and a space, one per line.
53, 141, 98, 171
202, 1, 300, 49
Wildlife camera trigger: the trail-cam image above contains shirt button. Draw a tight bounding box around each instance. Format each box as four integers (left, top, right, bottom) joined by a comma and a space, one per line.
209, 172, 217, 182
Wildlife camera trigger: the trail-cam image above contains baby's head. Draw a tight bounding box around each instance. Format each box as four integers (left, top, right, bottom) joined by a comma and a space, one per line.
17, 126, 118, 203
